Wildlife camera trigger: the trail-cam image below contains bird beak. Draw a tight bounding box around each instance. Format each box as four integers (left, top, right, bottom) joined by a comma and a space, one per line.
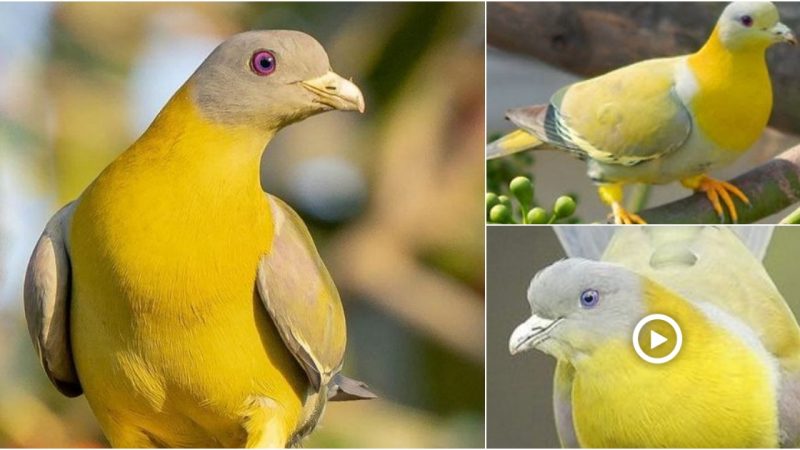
300, 71, 366, 113
509, 314, 563, 355
771, 22, 797, 45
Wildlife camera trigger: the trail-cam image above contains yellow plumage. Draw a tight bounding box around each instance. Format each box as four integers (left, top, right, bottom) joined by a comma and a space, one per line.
688, 26, 773, 152
70, 86, 303, 446
573, 280, 777, 448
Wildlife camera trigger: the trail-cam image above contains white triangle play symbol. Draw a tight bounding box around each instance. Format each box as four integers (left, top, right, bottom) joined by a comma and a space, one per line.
650, 330, 668, 350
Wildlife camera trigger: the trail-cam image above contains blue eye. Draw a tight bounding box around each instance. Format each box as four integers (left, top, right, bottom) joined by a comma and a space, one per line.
580, 289, 599, 308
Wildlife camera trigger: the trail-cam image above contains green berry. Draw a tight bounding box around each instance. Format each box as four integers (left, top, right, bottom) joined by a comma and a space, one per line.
486, 192, 500, 212
489, 204, 512, 224
527, 207, 548, 224
509, 176, 534, 209
553, 196, 577, 218
498, 195, 512, 209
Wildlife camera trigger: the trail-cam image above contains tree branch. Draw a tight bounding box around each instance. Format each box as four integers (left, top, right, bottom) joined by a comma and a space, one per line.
636, 145, 800, 224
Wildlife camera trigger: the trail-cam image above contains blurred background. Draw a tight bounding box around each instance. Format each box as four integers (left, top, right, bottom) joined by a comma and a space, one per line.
487, 2, 800, 224
486, 225, 800, 447
0, 2, 485, 447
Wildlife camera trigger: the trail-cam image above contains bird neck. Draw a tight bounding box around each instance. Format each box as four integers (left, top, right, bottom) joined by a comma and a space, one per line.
685, 25, 772, 152
130, 82, 275, 191
691, 25, 769, 69
80, 81, 277, 279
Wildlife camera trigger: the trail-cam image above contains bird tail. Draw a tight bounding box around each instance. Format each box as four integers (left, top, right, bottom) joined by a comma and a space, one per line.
486, 129, 543, 160
288, 374, 376, 447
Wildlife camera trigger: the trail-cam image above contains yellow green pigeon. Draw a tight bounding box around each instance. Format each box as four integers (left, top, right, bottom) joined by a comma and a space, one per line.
488, 2, 796, 224
510, 226, 800, 447
23, 30, 375, 447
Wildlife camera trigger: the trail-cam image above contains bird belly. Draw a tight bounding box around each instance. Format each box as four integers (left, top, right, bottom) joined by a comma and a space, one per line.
71, 284, 306, 446
588, 130, 741, 185
69, 179, 306, 446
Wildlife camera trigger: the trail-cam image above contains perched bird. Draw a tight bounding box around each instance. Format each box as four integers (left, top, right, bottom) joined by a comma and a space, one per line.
24, 30, 375, 448
488, 2, 796, 224
509, 226, 800, 447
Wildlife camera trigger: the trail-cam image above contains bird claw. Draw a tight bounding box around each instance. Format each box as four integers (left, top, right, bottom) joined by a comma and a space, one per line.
610, 203, 646, 224
694, 177, 750, 223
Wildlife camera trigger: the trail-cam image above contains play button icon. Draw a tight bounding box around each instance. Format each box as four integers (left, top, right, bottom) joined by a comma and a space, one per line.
632, 314, 682, 364
650, 330, 668, 349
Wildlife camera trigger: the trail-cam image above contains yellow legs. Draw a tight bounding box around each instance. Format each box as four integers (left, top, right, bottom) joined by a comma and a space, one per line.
680, 174, 750, 223
598, 183, 645, 224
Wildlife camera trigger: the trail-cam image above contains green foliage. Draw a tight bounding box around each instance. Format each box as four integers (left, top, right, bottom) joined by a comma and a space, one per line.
486, 134, 581, 223
486, 175, 577, 224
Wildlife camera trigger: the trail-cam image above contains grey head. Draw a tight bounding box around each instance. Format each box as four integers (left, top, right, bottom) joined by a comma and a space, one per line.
509, 258, 645, 363
189, 30, 364, 130
716, 2, 796, 50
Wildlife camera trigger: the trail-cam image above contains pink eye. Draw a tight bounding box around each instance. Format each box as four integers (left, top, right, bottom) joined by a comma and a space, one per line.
250, 50, 276, 76
740, 15, 753, 27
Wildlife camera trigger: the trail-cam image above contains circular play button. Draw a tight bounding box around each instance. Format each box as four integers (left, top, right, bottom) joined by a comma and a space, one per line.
632, 314, 682, 364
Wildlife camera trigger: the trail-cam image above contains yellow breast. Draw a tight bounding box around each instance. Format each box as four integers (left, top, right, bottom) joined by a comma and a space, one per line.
571, 281, 778, 448
69, 85, 305, 446
688, 26, 773, 152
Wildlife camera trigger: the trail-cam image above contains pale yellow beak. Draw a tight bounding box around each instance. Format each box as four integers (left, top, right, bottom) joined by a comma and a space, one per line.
509, 314, 563, 355
772, 22, 797, 45
300, 71, 365, 113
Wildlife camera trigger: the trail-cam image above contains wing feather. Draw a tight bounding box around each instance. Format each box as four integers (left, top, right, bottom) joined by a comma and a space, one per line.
508, 57, 692, 166
23, 202, 81, 397
256, 195, 346, 391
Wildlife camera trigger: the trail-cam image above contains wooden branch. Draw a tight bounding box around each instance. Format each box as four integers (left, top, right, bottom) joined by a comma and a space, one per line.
488, 2, 800, 134
636, 145, 800, 224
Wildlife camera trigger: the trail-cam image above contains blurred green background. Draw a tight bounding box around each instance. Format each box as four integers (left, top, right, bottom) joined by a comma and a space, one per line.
0, 2, 485, 447
486, 226, 800, 447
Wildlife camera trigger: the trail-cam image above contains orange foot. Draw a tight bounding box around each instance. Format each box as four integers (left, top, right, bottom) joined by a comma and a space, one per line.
610, 202, 646, 224
597, 184, 647, 224
681, 175, 750, 223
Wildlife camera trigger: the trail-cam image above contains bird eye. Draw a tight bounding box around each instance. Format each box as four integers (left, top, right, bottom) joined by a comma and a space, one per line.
250, 50, 276, 76
580, 289, 599, 308
740, 15, 753, 27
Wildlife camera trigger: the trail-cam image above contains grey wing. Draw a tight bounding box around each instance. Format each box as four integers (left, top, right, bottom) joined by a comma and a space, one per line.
732, 226, 774, 262
553, 360, 578, 448
23, 202, 81, 397
256, 194, 347, 391
554, 226, 615, 260
555, 225, 774, 266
